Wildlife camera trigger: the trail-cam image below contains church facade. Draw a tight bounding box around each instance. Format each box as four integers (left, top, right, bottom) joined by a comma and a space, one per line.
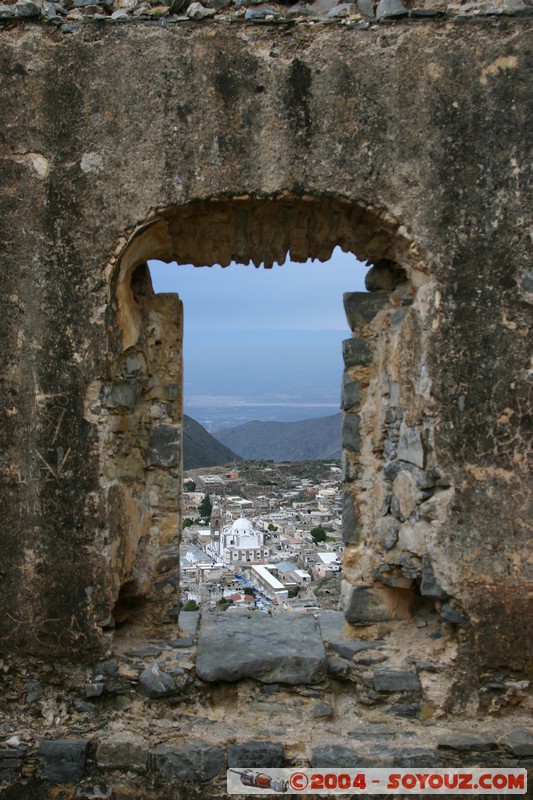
217, 518, 269, 566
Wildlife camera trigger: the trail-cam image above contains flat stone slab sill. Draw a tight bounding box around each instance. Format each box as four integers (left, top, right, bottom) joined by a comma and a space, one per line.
196, 611, 327, 684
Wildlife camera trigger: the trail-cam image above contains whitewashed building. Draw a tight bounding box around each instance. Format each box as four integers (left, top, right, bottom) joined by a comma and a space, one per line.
218, 517, 269, 566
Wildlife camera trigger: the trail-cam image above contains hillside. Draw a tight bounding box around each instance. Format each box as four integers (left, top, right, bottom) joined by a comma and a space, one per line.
213, 413, 342, 462
183, 415, 242, 470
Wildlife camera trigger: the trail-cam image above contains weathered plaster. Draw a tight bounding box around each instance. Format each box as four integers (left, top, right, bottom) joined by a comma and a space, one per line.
0, 21, 531, 690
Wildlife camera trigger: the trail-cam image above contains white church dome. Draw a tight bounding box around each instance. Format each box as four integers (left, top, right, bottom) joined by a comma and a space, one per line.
231, 517, 253, 534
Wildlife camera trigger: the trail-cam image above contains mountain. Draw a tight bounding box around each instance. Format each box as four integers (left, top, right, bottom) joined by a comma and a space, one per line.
183, 415, 242, 470
213, 413, 342, 462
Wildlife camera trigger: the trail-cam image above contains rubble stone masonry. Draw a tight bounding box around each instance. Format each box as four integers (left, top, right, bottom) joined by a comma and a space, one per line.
0, 10, 532, 798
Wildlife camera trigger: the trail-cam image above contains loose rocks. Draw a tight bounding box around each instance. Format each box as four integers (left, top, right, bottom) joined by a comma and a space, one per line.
138, 663, 177, 698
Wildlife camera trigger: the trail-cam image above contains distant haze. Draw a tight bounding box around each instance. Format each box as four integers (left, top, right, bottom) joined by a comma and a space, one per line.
148, 248, 368, 430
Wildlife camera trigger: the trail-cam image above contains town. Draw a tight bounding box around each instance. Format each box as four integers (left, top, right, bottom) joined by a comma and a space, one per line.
179, 460, 343, 615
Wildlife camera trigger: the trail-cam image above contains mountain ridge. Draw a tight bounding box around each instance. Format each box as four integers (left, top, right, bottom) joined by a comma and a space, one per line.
213, 412, 342, 462
183, 414, 242, 470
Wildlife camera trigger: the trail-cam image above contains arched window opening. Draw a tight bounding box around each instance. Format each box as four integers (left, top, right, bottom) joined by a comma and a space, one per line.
100, 195, 444, 660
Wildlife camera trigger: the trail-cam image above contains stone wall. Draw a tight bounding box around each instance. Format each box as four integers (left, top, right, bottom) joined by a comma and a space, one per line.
0, 610, 532, 798
0, 6, 532, 762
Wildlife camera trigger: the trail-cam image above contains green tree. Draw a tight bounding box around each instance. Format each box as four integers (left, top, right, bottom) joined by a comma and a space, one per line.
199, 493, 212, 520
267, 523, 278, 532
311, 525, 327, 544
183, 599, 198, 611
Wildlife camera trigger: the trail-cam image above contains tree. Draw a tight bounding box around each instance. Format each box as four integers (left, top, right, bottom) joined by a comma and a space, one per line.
311, 525, 327, 544
184, 479, 196, 492
199, 493, 212, 520
267, 523, 278, 532
183, 599, 198, 611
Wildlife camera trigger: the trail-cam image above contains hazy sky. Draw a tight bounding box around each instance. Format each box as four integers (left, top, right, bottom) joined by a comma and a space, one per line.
148, 248, 369, 428
148, 247, 368, 332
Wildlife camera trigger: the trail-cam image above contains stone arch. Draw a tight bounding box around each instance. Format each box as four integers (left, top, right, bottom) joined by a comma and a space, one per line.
95, 192, 447, 648
112, 195, 421, 351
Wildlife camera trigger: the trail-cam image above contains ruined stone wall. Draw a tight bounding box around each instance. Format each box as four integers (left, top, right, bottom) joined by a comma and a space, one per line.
0, 15, 532, 689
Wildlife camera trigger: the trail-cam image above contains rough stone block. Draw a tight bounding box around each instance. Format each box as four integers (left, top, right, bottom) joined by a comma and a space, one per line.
318, 611, 384, 662
437, 733, 497, 752
311, 745, 361, 768
138, 663, 176, 698
227, 741, 284, 768
73, 699, 96, 713
356, 0, 374, 15
440, 603, 468, 626
96, 731, 150, 772
15, 1, 42, 16
146, 424, 181, 468
376, 0, 408, 19
39, 739, 89, 783
205, 0, 231, 9
499, 729, 533, 757
145, 381, 180, 402
392, 469, 418, 519
0, 747, 26, 783
178, 610, 200, 634
373, 669, 420, 693
100, 381, 139, 412
342, 490, 359, 543
342, 337, 373, 367
328, 639, 384, 660
85, 682, 104, 698
169, 636, 194, 649
343, 291, 388, 331
154, 740, 224, 783
326, 2, 354, 16
519, 269, 533, 294
341, 451, 359, 482
327, 654, 351, 678
420, 555, 449, 600
341, 373, 362, 410
375, 517, 400, 550
196, 612, 327, 684
341, 582, 395, 622
364, 261, 405, 290
94, 658, 118, 676
392, 748, 441, 767
342, 413, 361, 452
316, 609, 346, 640
390, 701, 421, 718
397, 422, 424, 468
124, 352, 147, 377
24, 679, 42, 703
308, 701, 334, 719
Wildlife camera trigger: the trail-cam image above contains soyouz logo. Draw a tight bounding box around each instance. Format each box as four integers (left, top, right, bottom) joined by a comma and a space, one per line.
227, 767, 527, 794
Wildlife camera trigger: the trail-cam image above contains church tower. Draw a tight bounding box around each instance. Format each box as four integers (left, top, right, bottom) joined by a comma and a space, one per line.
209, 503, 222, 552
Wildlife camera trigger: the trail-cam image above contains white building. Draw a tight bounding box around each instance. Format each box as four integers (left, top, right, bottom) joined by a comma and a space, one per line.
249, 564, 289, 600
219, 517, 269, 566
313, 551, 341, 578
292, 569, 312, 586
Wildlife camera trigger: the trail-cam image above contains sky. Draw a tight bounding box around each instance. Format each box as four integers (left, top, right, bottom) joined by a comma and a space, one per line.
148, 248, 369, 430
